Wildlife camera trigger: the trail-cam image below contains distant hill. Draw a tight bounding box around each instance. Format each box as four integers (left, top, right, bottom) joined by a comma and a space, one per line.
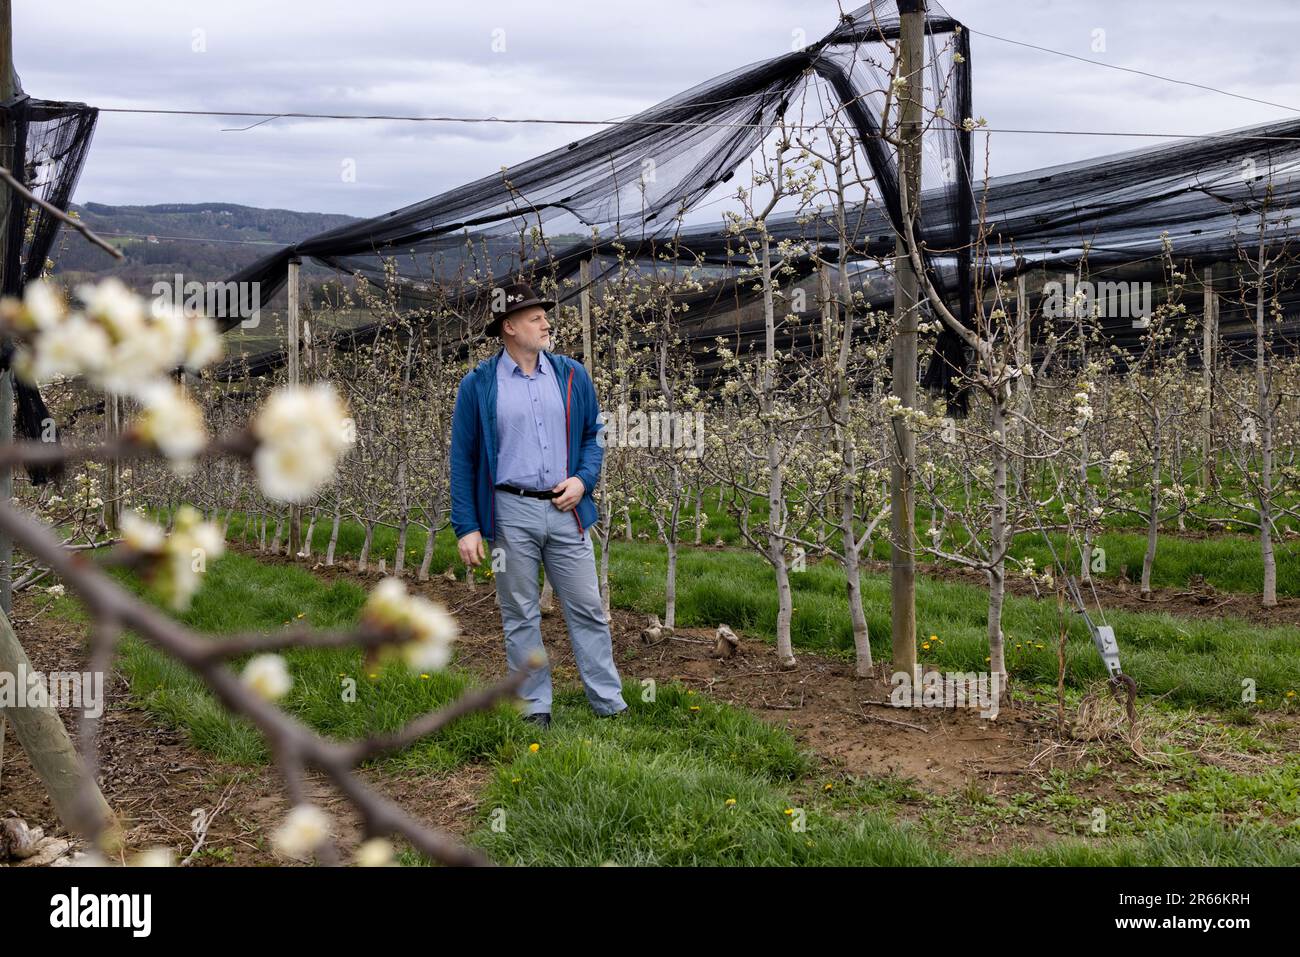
52, 202, 588, 295
53, 202, 359, 290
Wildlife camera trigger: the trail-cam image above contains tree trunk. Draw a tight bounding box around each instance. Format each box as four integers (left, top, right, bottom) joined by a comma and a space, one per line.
988, 400, 1009, 682
1141, 422, 1161, 598
394, 517, 408, 578
301, 512, 316, 559
761, 239, 795, 668
358, 521, 373, 572
325, 509, 341, 566
417, 523, 435, 581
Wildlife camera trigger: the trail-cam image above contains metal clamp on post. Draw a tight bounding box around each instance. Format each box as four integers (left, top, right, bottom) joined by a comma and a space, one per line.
1088, 622, 1137, 726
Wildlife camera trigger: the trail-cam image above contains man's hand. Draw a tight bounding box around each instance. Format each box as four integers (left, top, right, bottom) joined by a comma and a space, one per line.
551, 476, 585, 512
458, 530, 486, 567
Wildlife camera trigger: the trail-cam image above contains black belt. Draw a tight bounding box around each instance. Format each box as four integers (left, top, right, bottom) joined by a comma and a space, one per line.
495, 483, 558, 500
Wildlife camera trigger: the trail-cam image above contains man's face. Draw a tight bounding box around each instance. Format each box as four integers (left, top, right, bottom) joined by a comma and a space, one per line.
502, 306, 551, 351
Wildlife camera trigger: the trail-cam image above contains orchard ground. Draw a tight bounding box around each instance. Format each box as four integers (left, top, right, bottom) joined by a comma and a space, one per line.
3, 514, 1297, 866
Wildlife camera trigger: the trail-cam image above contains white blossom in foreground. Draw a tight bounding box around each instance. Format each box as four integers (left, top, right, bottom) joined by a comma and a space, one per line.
15, 313, 110, 384
6, 279, 66, 330
252, 383, 355, 503
354, 837, 395, 867
120, 510, 166, 553
119, 506, 225, 610
45, 584, 65, 598
132, 382, 207, 468
242, 653, 293, 701
161, 505, 226, 610
272, 804, 331, 860
0, 278, 224, 395
130, 847, 177, 867
362, 577, 458, 672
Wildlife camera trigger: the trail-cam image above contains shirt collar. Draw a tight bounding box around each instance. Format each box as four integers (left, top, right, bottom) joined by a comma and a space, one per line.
500, 348, 547, 378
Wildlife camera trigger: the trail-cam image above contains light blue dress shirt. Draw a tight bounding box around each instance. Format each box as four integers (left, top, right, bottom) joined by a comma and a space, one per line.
495, 349, 569, 492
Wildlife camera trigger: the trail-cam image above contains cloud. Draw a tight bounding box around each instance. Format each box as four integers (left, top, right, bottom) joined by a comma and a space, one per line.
13, 0, 1297, 219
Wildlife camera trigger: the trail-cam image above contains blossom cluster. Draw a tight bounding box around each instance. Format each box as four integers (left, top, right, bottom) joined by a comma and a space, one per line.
361, 577, 459, 672
120, 505, 226, 611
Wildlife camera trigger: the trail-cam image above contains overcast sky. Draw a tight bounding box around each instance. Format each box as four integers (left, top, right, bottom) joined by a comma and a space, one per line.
15, 0, 1300, 220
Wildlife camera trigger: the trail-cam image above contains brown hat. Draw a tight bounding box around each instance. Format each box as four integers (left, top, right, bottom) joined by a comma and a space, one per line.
485, 281, 556, 337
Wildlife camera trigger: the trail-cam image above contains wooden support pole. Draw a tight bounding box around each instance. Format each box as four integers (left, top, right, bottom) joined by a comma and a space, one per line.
0, 371, 10, 615
889, 0, 925, 677
1201, 264, 1217, 490
287, 256, 302, 557
0, 0, 14, 617
580, 257, 593, 375
0, 605, 115, 841
104, 392, 120, 533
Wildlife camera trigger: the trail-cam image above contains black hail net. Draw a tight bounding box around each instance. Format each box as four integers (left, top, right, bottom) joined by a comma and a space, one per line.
209, 0, 1296, 402
215, 2, 974, 387
1, 93, 99, 483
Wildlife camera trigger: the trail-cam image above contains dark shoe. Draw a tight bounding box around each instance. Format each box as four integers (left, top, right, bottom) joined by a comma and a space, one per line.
598, 707, 628, 720
522, 712, 552, 730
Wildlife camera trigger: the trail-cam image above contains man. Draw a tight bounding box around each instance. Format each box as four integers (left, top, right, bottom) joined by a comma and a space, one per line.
449, 281, 628, 730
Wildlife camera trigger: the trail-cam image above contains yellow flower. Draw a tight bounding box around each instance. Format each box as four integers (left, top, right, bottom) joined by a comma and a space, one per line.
930, 634, 938, 642
689, 705, 701, 712
419, 674, 430, 680
511, 776, 521, 784
725, 798, 737, 806
296, 612, 305, 619
783, 808, 794, 816
823, 783, 833, 791
528, 742, 540, 753
1287, 690, 1296, 698
921, 642, 931, 650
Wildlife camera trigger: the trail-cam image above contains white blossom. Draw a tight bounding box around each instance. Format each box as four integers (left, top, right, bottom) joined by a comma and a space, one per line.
253, 384, 355, 503
363, 577, 458, 672
355, 837, 395, 867
120, 511, 166, 552
242, 654, 293, 701
272, 804, 331, 859
133, 382, 207, 466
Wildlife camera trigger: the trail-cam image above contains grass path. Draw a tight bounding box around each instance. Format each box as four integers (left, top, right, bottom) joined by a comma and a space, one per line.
39, 548, 1300, 866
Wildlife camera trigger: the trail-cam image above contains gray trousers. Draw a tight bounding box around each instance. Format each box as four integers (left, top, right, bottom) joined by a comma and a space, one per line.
491, 490, 627, 717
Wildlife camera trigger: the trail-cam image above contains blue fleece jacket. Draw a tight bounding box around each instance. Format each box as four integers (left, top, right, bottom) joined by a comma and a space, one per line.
450, 348, 604, 542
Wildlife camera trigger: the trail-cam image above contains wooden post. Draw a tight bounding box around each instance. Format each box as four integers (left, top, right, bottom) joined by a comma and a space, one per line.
579, 257, 593, 375
819, 262, 834, 361
287, 256, 302, 557
0, 371, 11, 615
0, 0, 14, 616
104, 392, 120, 533
0, 0, 6, 741
0, 606, 115, 838
889, 0, 925, 677
1201, 265, 1217, 490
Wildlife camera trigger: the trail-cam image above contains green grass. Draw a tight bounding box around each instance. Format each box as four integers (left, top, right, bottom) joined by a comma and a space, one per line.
216, 480, 1299, 602
104, 551, 531, 769
43, 521, 1299, 866
210, 508, 1300, 710
603, 541, 1300, 710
